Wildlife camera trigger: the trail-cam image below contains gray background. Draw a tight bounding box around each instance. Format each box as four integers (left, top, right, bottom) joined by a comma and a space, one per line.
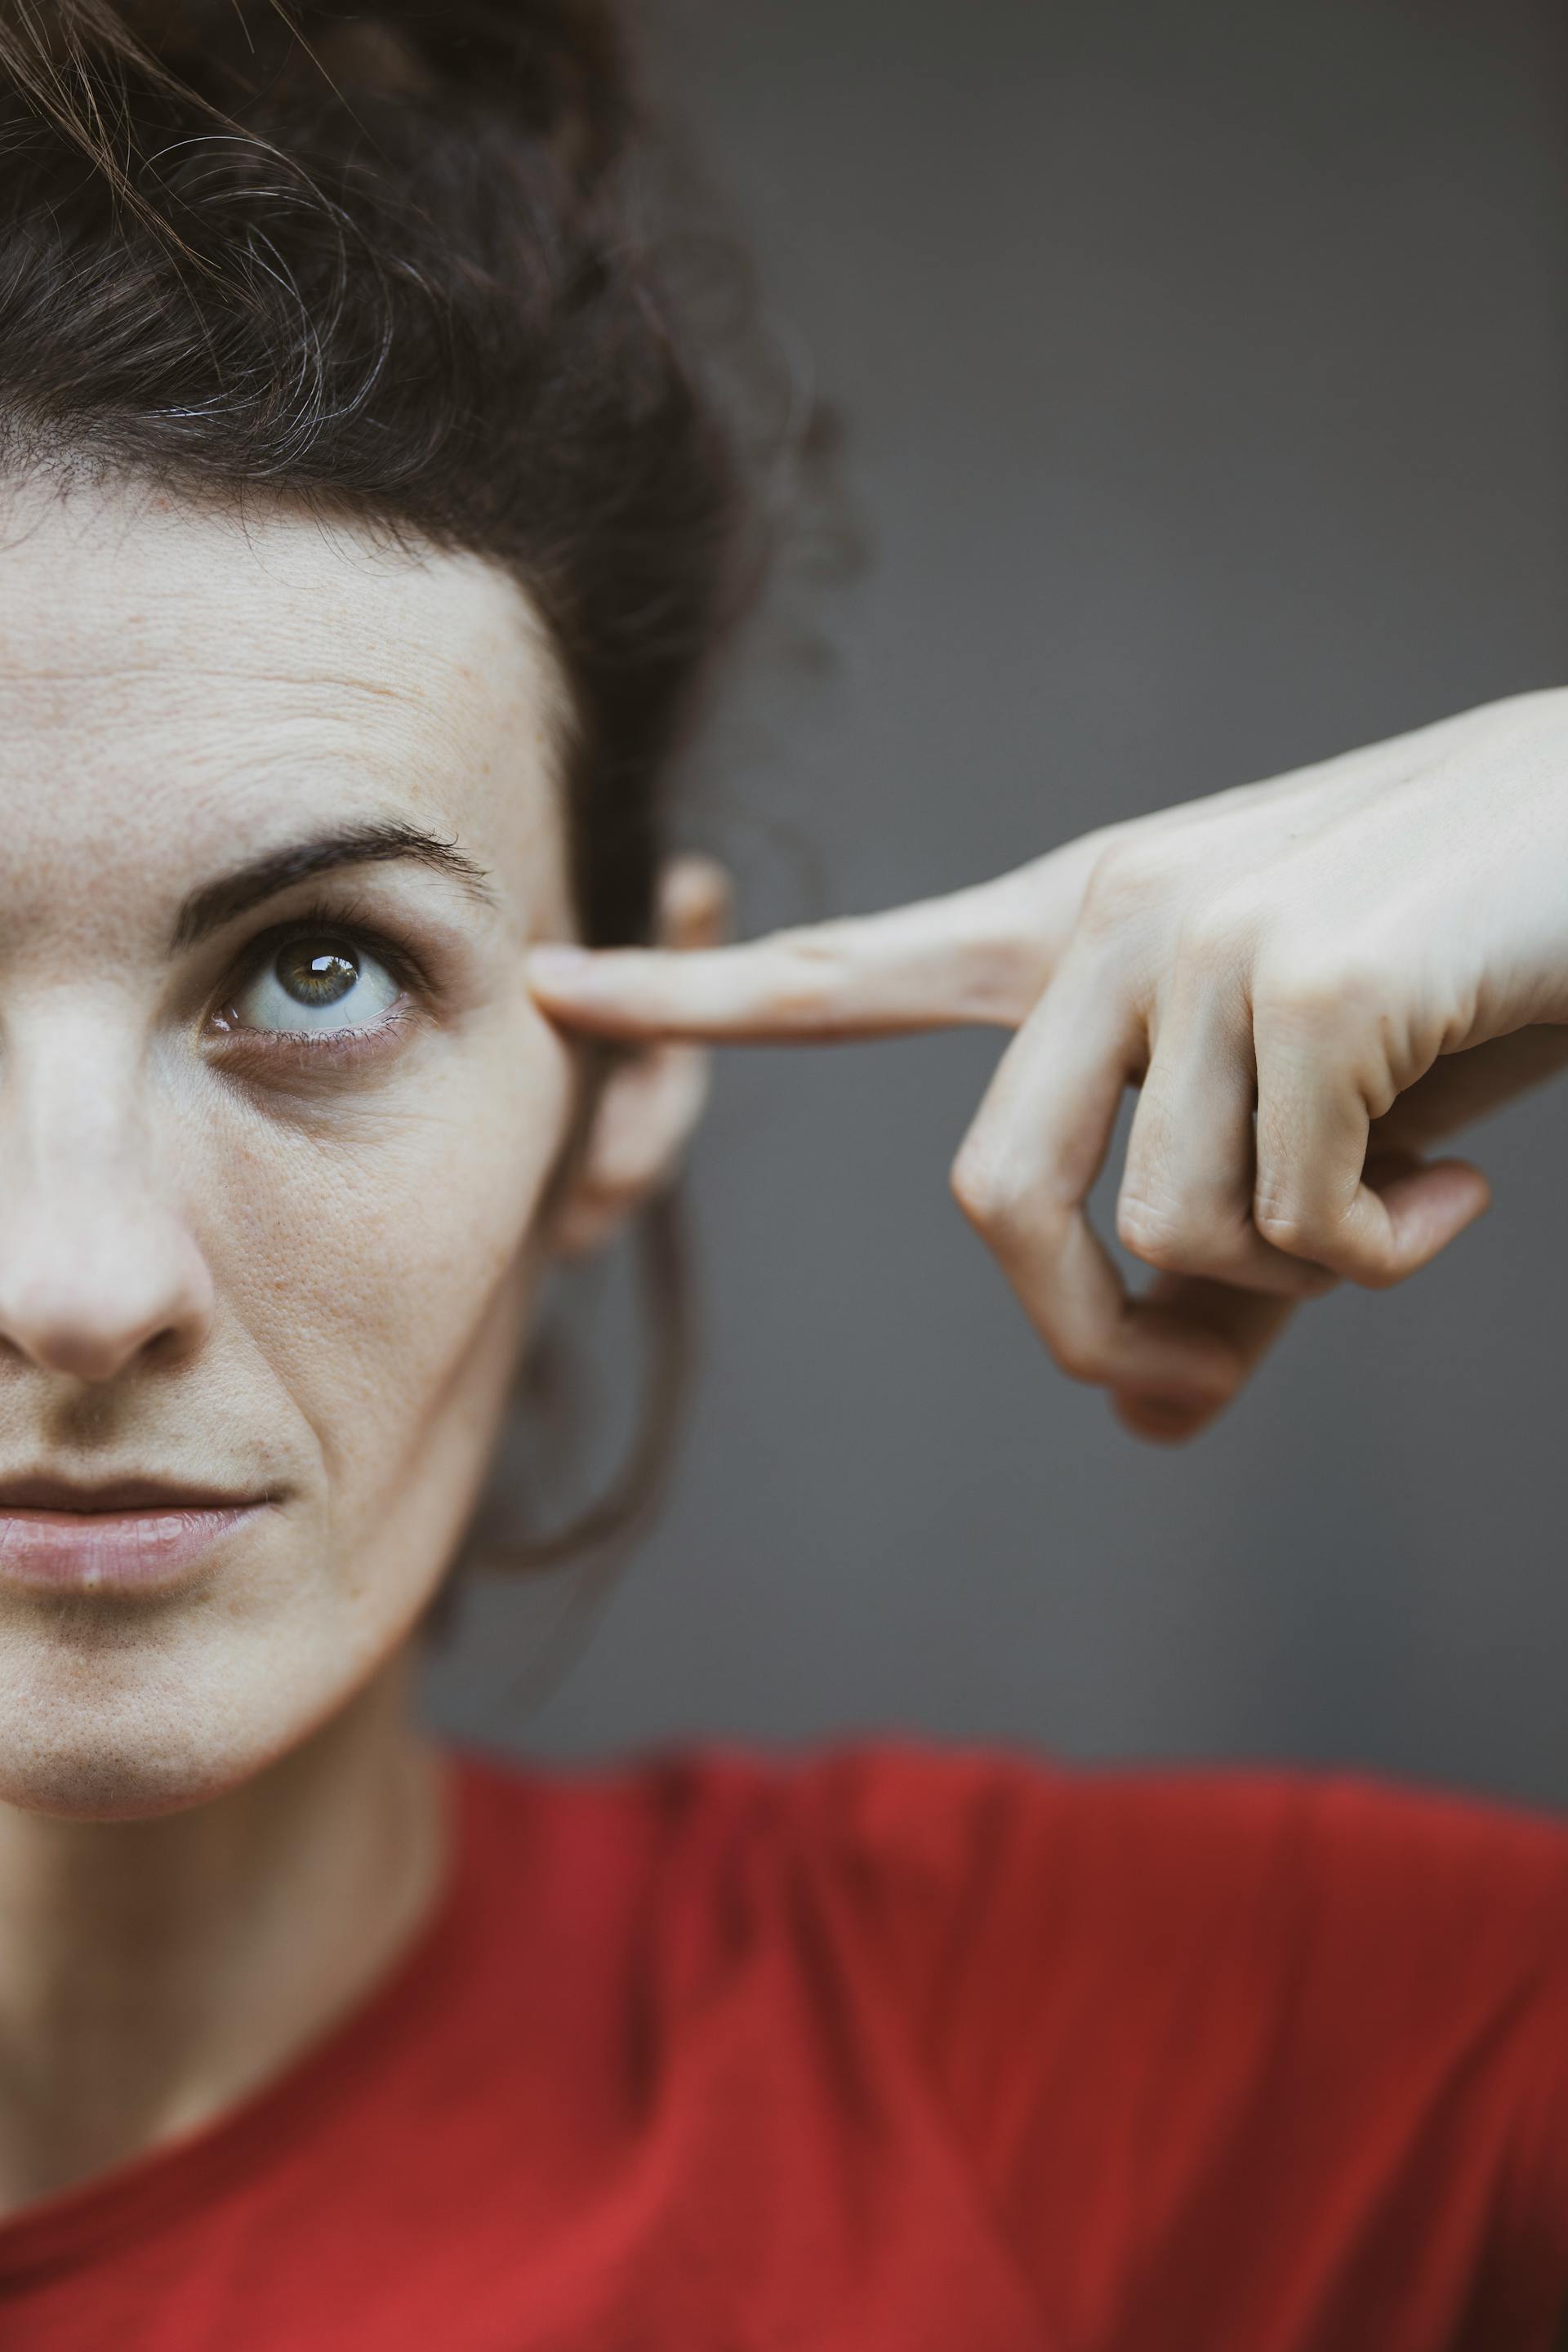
423, 0, 1568, 1810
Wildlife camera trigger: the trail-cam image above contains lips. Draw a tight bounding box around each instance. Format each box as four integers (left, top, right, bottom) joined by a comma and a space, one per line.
0, 1491, 274, 1595
0, 1476, 266, 1513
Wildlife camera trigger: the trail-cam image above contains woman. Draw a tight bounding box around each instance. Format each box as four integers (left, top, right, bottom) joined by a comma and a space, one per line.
0, 3, 1561, 2348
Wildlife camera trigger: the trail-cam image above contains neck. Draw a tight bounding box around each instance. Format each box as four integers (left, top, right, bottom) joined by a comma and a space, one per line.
0, 1650, 448, 2218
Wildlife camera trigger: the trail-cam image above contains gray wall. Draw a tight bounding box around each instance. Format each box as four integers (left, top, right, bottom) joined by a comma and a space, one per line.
423, 0, 1568, 1810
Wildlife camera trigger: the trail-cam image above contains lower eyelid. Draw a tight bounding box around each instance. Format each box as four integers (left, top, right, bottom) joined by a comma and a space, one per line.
206, 999, 421, 1068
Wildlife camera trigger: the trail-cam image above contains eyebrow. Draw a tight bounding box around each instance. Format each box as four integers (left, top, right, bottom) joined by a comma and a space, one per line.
170, 818, 502, 953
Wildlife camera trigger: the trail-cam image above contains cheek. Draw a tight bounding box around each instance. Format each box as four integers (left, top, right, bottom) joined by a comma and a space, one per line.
209, 1009, 577, 1527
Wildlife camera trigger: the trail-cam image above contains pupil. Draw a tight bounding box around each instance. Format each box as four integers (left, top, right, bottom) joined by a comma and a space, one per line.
279, 938, 358, 1009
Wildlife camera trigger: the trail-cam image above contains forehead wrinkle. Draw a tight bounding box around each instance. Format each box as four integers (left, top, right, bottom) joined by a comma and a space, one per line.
0, 662, 415, 696
0, 651, 493, 719
0, 485, 569, 769
0, 547, 547, 723
0, 476, 574, 933
0, 599, 563, 780
0, 662, 529, 802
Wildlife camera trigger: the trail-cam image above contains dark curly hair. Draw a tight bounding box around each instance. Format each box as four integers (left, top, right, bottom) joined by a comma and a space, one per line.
0, 0, 779, 1634
0, 0, 751, 945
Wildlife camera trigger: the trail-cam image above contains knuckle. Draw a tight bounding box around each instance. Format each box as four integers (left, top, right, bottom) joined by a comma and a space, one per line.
958, 931, 1052, 1026
1252, 956, 1336, 1030
770, 983, 835, 1030
1252, 1195, 1319, 1256
767, 942, 850, 1029
1114, 1189, 1197, 1273
949, 1142, 1023, 1232
1253, 946, 1392, 1032
1077, 841, 1169, 938
1175, 885, 1266, 973
1050, 1330, 1105, 1384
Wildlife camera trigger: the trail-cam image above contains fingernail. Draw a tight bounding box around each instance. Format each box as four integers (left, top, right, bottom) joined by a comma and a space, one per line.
528, 944, 594, 987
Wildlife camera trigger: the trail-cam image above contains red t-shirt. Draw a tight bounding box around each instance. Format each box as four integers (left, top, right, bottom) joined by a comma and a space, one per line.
1, 1738, 1566, 2350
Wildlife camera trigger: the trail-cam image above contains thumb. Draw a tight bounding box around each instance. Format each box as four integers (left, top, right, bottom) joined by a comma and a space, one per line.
1359, 1149, 1492, 1286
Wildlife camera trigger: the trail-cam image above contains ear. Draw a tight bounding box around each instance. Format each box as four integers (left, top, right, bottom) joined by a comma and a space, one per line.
545, 853, 732, 1260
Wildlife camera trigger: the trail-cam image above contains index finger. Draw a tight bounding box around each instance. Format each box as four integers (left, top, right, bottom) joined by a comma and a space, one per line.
524, 849, 1101, 1044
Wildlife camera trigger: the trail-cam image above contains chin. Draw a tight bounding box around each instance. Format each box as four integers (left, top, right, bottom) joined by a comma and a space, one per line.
0, 1721, 264, 1823
0, 1732, 238, 1822
0, 1607, 353, 1821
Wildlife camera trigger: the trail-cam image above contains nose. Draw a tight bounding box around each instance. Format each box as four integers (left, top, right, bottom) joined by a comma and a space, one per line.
0, 1013, 216, 1383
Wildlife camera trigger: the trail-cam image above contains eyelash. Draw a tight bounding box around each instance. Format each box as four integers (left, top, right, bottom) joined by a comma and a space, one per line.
212, 892, 432, 1071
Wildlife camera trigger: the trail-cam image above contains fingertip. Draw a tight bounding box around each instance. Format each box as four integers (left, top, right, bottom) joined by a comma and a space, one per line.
1110, 1387, 1224, 1444
1365, 1153, 1493, 1285
527, 943, 596, 994
1432, 1155, 1492, 1222
526, 943, 653, 1033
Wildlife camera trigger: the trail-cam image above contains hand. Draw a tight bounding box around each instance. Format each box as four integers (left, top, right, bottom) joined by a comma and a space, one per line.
528, 690, 1568, 1442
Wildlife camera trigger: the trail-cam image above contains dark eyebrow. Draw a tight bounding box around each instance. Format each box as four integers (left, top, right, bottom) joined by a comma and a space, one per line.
170, 818, 501, 954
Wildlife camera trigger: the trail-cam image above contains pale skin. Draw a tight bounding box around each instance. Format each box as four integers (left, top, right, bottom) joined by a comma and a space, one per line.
0, 466, 1563, 2222
0, 474, 713, 2212
528, 688, 1568, 1441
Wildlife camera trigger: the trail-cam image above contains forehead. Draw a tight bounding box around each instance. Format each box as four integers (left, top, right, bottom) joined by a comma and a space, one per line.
0, 474, 568, 922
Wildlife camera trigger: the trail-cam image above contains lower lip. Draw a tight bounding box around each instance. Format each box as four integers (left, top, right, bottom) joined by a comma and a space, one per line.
0, 1506, 269, 1595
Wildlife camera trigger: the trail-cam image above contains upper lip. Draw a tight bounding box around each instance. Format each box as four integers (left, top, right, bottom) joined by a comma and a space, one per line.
0, 1476, 269, 1513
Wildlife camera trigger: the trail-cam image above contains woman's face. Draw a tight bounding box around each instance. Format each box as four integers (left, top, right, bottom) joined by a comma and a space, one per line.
0, 475, 586, 1819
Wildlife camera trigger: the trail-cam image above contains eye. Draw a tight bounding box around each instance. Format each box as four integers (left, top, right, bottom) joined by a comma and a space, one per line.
210, 909, 418, 1056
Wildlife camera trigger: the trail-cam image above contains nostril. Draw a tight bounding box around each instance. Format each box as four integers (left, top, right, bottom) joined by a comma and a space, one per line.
0, 1237, 214, 1383
7, 1319, 153, 1385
